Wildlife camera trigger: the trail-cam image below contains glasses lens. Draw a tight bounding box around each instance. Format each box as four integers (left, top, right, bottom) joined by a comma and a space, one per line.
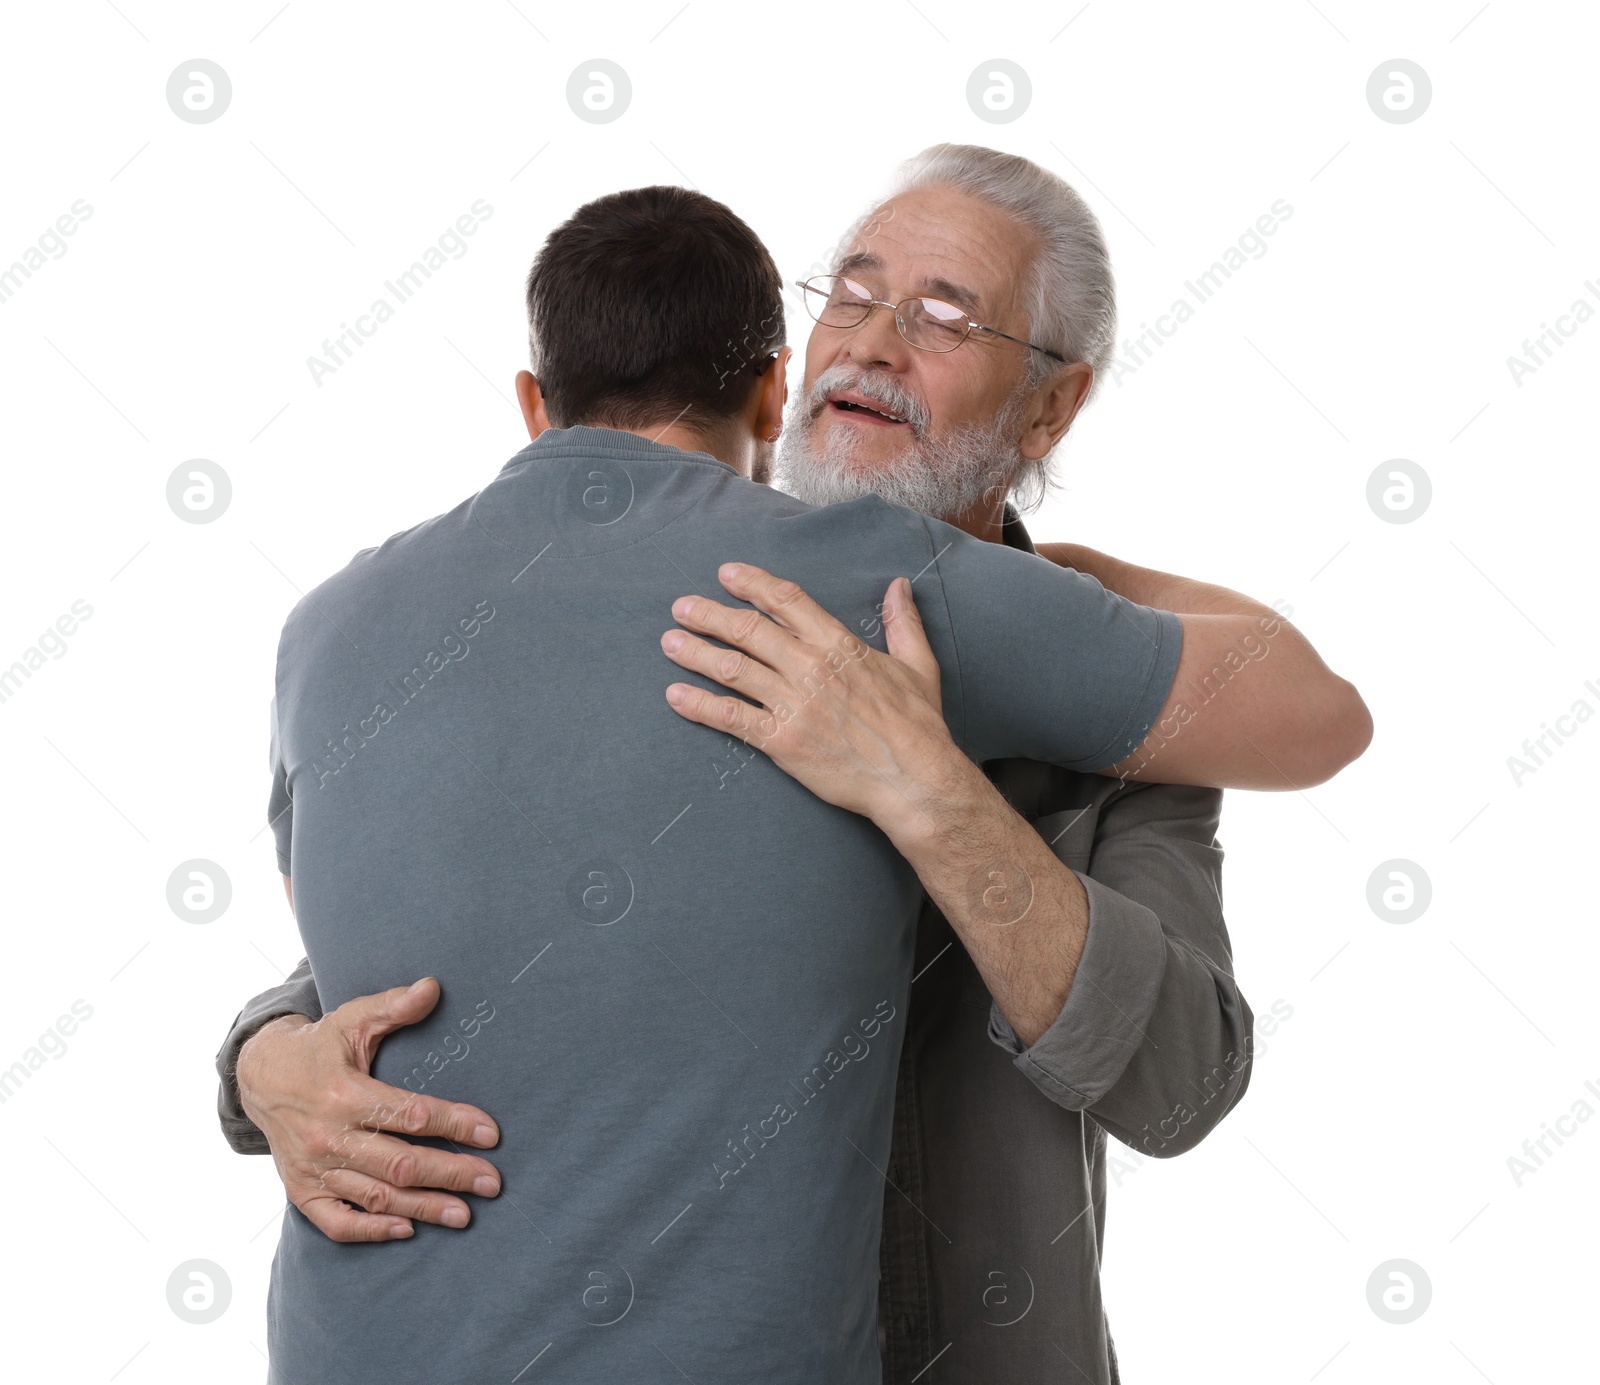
898, 297, 970, 352
804, 275, 874, 327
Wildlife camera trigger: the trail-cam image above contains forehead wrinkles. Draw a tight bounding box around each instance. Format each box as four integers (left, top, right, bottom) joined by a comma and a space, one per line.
845, 193, 1033, 327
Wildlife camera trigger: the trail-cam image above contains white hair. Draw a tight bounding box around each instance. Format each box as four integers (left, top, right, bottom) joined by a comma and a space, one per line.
834, 144, 1118, 510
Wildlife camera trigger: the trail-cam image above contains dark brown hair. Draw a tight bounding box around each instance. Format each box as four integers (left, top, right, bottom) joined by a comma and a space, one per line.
525, 186, 786, 432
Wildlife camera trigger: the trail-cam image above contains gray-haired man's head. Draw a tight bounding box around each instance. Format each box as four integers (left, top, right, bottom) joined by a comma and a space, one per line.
774, 144, 1116, 523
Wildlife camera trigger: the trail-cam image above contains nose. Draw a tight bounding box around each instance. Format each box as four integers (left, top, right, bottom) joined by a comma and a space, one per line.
838, 300, 914, 373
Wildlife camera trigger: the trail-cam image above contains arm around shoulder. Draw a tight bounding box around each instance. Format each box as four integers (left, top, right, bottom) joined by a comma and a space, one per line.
1107, 608, 1371, 791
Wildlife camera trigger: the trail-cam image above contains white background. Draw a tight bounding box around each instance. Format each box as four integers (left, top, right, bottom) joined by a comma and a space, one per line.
1, 0, 1595, 1380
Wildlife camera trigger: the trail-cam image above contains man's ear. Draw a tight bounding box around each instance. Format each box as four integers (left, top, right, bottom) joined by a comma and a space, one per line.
1019, 361, 1094, 462
515, 370, 553, 441
754, 345, 793, 443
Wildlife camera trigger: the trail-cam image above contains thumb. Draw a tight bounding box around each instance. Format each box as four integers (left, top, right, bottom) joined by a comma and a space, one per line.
336, 978, 440, 1072
882, 577, 940, 687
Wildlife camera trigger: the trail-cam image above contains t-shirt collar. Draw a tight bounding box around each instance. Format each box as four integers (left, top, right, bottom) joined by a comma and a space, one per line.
1000, 502, 1037, 555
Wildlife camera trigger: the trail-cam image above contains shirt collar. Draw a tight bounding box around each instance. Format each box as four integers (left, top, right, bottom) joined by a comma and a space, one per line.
501, 424, 732, 475
1000, 502, 1037, 555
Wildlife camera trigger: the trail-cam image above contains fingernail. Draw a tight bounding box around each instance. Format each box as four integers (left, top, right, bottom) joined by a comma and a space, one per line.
672, 596, 695, 619
666, 684, 688, 707
389, 1222, 414, 1239
721, 563, 745, 578
662, 630, 685, 652
473, 1176, 500, 1197
442, 1206, 469, 1228
472, 1124, 496, 1146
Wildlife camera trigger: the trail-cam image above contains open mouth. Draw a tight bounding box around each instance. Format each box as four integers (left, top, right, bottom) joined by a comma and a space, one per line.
826, 393, 912, 426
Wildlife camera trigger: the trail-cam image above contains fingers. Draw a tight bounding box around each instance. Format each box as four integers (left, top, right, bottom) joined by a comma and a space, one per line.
334, 979, 441, 1071
664, 566, 880, 740
346, 1076, 500, 1150
881, 577, 941, 686
668, 566, 866, 686
665, 681, 789, 749
294, 1191, 414, 1244
325, 1119, 502, 1197
660, 627, 785, 705
668, 594, 796, 678
315, 1166, 478, 1229
326, 984, 500, 1148
717, 563, 855, 648
284, 1118, 502, 1245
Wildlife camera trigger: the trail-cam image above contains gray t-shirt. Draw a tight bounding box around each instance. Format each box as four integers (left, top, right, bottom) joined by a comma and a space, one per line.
263, 425, 1181, 1384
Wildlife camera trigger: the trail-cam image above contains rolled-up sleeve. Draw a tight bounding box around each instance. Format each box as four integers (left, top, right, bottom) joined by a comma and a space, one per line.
988, 782, 1253, 1157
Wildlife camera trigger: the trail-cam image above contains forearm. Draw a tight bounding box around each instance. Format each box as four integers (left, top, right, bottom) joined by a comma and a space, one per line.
1039, 542, 1277, 619
1118, 607, 1369, 789
880, 755, 1090, 1047
1042, 542, 1371, 787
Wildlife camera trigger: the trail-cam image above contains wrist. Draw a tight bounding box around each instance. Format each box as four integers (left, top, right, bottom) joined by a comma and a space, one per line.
873, 742, 997, 852
236, 1012, 314, 1113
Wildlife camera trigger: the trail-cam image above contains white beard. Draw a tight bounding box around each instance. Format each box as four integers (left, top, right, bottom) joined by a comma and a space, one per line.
772, 366, 1028, 522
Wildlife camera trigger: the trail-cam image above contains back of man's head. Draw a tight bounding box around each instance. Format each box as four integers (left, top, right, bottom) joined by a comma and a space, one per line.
525, 186, 786, 435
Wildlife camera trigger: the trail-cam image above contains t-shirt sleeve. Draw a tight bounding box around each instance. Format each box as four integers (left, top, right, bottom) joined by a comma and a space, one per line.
922, 515, 1182, 771
267, 696, 293, 876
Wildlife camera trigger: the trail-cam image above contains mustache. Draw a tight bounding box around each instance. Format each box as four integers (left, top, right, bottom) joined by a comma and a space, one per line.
804, 365, 932, 436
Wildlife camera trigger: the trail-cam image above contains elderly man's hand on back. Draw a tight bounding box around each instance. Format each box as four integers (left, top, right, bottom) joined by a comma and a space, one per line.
237, 975, 503, 1242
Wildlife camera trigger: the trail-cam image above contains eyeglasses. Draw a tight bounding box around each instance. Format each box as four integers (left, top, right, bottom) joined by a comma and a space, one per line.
795, 274, 1066, 362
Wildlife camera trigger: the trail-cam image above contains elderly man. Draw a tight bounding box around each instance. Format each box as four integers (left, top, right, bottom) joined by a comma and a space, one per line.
220, 148, 1368, 1382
